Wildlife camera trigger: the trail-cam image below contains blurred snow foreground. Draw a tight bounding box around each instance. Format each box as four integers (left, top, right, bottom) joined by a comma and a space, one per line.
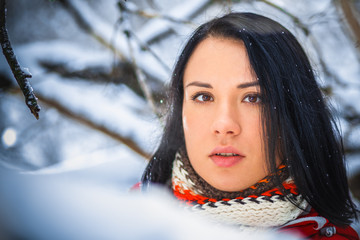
0, 166, 300, 240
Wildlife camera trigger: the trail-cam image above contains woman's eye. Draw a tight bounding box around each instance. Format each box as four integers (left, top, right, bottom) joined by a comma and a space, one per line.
193, 93, 214, 103
243, 94, 261, 103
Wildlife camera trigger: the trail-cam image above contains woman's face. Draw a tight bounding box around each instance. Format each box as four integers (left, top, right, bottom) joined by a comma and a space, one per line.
182, 37, 269, 192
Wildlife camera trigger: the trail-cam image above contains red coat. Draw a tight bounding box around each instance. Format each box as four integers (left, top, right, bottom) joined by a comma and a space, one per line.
131, 183, 359, 239
279, 208, 359, 239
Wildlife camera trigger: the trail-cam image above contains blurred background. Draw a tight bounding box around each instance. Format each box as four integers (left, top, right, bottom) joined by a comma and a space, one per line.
0, 0, 359, 239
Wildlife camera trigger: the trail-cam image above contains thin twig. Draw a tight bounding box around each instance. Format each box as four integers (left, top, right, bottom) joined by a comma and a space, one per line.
123, 25, 160, 116
344, 146, 360, 155
58, 0, 127, 61
0, 0, 40, 119
110, 18, 170, 84
127, 27, 171, 73
118, 1, 195, 25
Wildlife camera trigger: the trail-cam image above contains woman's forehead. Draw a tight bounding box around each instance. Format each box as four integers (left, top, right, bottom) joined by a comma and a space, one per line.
183, 37, 256, 86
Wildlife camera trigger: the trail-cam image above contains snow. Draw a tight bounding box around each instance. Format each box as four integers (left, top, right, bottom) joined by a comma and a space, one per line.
333, 86, 360, 113
13, 40, 161, 156
1, 0, 360, 238
26, 143, 146, 189
348, 154, 360, 178
15, 40, 114, 73
0, 166, 300, 240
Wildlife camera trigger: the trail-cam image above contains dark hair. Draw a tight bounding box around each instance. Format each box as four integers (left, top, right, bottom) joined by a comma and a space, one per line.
142, 12, 358, 225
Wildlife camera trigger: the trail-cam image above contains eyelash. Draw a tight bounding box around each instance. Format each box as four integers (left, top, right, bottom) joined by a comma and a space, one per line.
243, 94, 262, 104
190, 92, 262, 104
191, 92, 214, 103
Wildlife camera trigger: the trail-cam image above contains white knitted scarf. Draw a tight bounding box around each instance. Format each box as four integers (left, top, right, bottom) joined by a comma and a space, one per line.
171, 152, 308, 230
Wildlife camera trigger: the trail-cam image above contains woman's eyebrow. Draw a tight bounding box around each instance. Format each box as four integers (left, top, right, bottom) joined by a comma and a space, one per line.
237, 81, 259, 89
185, 81, 213, 89
185, 81, 259, 89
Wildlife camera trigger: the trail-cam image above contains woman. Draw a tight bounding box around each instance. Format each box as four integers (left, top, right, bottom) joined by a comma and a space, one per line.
140, 12, 359, 239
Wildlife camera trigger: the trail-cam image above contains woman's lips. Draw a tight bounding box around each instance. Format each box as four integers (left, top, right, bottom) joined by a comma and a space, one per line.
209, 146, 245, 168
210, 155, 244, 167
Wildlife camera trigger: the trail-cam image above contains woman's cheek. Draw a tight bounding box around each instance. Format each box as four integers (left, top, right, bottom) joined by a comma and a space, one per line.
183, 107, 208, 132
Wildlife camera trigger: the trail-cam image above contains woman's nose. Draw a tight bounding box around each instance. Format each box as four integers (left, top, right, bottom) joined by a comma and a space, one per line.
211, 106, 241, 136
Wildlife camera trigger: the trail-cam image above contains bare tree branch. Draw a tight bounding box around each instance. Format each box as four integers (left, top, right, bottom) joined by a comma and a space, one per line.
117, 1, 195, 25
0, 0, 40, 119
124, 27, 171, 73
58, 0, 127, 61
39, 95, 150, 159
38, 60, 166, 106
58, 0, 164, 116
258, 0, 346, 87
122, 12, 160, 116
345, 147, 360, 155
338, 0, 360, 55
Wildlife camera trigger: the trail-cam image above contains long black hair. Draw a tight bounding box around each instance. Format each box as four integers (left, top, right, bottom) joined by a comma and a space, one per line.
141, 12, 358, 225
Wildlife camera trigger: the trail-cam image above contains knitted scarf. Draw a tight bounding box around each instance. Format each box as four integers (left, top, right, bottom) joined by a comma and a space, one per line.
171, 150, 308, 230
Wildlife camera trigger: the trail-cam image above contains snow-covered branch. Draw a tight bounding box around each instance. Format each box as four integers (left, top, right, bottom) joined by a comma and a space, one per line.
0, 0, 40, 119
58, 0, 169, 82
32, 90, 150, 159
